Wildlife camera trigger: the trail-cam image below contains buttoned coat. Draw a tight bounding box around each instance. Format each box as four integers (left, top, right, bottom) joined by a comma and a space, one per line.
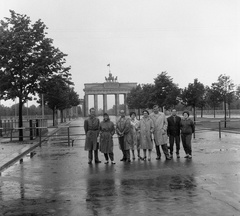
167, 115, 181, 136
149, 112, 168, 145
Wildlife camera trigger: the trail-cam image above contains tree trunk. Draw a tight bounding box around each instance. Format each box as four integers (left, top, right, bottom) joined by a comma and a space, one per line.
228, 103, 231, 118
193, 106, 196, 122
52, 107, 55, 126
224, 97, 227, 128
138, 108, 140, 120
60, 110, 63, 123
213, 105, 216, 118
18, 98, 24, 141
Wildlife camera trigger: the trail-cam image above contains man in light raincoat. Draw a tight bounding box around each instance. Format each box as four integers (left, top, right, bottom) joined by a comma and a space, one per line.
149, 105, 171, 160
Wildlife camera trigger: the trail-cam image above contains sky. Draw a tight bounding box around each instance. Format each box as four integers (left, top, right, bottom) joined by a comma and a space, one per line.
1, 0, 240, 108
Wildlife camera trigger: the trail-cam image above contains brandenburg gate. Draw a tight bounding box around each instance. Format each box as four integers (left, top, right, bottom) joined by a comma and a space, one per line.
83, 72, 137, 116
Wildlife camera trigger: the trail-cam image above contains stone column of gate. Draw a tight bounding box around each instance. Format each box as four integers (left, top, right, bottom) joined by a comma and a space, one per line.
94, 94, 98, 115
84, 94, 89, 117
124, 93, 129, 115
103, 94, 107, 114
115, 93, 119, 116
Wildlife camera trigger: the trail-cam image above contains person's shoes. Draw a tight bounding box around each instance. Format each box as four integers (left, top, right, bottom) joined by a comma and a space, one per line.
104, 161, 109, 164
111, 161, 116, 164
120, 158, 126, 161
184, 154, 189, 158
95, 160, 101, 163
88, 161, 92, 164
127, 159, 131, 163
156, 156, 161, 160
138, 156, 143, 160
166, 156, 172, 160
176, 154, 180, 158
132, 157, 136, 160
188, 155, 192, 159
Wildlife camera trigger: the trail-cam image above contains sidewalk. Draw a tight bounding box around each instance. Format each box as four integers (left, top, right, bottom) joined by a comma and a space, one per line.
0, 121, 71, 173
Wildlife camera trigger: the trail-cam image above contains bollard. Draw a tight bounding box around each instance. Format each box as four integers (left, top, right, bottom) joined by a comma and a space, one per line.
67, 127, 70, 146
29, 120, 33, 140
219, 121, 221, 139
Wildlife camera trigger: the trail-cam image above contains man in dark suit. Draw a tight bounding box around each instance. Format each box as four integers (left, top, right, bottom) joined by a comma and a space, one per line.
167, 109, 181, 158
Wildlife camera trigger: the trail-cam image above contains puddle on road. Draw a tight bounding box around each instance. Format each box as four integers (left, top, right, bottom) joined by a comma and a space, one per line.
84, 174, 198, 215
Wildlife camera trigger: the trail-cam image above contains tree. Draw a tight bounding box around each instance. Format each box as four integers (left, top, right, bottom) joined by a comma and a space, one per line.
205, 86, 221, 118
126, 84, 145, 119
212, 74, 235, 127
40, 75, 73, 125
181, 79, 205, 121
236, 85, 240, 100
0, 11, 71, 140
151, 72, 180, 110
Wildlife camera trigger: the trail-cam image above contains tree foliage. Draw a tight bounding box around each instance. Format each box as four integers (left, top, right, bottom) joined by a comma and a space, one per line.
40, 75, 80, 125
211, 74, 235, 103
0, 10, 71, 139
181, 79, 205, 120
126, 72, 180, 111
151, 72, 180, 109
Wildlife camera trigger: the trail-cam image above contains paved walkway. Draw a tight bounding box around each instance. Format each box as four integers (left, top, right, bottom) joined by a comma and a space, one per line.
0, 122, 70, 173
0, 118, 240, 216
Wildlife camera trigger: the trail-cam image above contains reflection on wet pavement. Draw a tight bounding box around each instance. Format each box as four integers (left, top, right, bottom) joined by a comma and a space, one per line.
0, 119, 240, 215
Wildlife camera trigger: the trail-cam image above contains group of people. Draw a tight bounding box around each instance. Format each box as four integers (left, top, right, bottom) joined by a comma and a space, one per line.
84, 105, 195, 165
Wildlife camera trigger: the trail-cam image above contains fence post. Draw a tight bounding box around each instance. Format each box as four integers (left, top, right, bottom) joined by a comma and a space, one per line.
36, 119, 39, 136
219, 121, 221, 139
29, 120, 33, 140
67, 126, 70, 146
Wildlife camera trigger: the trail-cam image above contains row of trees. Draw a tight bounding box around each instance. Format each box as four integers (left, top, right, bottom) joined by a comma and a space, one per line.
0, 11, 80, 140
127, 72, 240, 126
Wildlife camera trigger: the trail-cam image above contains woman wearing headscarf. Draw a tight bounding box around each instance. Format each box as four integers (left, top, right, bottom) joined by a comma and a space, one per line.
99, 113, 116, 164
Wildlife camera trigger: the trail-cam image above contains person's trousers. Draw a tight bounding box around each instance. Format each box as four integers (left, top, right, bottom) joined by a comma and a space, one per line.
88, 150, 99, 162
118, 136, 130, 160
155, 144, 169, 158
169, 135, 180, 155
104, 152, 114, 161
181, 134, 192, 155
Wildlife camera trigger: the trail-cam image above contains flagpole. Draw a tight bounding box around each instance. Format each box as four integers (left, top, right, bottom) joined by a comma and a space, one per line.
107, 64, 110, 73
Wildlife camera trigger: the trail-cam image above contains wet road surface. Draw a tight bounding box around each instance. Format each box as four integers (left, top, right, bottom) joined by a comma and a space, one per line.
0, 118, 240, 216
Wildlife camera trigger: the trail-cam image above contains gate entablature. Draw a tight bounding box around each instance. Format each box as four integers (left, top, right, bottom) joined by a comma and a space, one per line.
83, 72, 137, 116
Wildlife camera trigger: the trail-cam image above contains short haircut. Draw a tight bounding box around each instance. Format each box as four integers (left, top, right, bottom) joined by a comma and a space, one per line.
89, 107, 95, 112
153, 105, 159, 109
142, 109, 149, 115
172, 109, 177, 112
130, 111, 136, 117
103, 113, 109, 116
